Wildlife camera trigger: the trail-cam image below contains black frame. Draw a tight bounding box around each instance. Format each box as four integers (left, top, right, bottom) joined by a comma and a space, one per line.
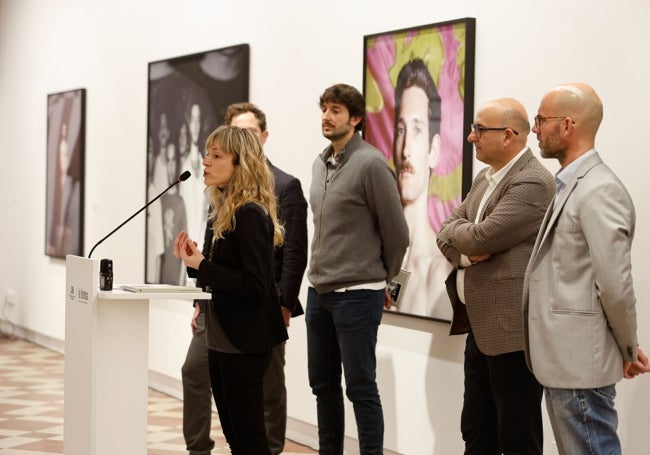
45, 88, 86, 258
363, 18, 476, 321
145, 44, 249, 284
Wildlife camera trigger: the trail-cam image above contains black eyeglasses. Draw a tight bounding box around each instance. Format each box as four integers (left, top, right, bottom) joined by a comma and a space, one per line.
533, 115, 568, 129
470, 123, 519, 138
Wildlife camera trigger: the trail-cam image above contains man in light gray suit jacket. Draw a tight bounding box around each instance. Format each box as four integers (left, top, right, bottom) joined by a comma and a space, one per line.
438, 98, 555, 454
523, 82, 650, 455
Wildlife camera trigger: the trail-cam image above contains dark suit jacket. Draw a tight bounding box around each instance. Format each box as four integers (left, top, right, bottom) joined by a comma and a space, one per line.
269, 161, 308, 317
437, 149, 554, 356
193, 202, 288, 353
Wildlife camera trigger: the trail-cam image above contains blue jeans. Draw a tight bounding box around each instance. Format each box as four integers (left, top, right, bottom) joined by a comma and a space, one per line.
306, 287, 384, 455
545, 385, 620, 455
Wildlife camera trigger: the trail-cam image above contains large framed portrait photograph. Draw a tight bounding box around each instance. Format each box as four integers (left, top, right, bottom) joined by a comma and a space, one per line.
363, 18, 475, 321
145, 44, 249, 285
45, 88, 86, 259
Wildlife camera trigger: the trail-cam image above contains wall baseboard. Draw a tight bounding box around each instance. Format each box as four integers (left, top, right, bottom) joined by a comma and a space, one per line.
1, 322, 65, 355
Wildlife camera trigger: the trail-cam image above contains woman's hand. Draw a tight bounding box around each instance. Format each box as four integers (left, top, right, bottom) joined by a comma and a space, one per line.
173, 231, 188, 258
174, 231, 203, 269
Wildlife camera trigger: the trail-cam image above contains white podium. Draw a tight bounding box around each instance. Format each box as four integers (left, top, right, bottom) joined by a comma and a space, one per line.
64, 255, 210, 455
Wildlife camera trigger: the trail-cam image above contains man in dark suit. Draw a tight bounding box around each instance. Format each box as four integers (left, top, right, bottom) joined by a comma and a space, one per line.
181, 103, 308, 455
437, 98, 555, 454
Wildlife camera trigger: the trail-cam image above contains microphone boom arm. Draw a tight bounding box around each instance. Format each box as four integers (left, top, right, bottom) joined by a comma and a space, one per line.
88, 172, 190, 258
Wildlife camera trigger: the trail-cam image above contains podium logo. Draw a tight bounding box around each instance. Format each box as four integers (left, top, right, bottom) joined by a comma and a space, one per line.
77, 288, 89, 304
69, 285, 89, 304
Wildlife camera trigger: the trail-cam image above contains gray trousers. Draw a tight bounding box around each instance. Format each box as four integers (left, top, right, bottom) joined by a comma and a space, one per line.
182, 311, 215, 455
264, 341, 287, 455
182, 310, 288, 455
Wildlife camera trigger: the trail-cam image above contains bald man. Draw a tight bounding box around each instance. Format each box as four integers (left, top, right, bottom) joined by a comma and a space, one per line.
523, 83, 650, 455
438, 98, 554, 454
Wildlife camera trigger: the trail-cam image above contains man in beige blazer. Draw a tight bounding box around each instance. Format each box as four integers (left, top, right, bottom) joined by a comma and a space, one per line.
523, 83, 650, 454
438, 98, 554, 454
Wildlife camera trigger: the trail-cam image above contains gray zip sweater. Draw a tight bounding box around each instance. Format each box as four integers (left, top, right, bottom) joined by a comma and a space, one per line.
308, 133, 409, 294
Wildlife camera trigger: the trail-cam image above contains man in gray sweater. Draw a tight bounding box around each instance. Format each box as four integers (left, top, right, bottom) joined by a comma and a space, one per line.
307, 83, 409, 455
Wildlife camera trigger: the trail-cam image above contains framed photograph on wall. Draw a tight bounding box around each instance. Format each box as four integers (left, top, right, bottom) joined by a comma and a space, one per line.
45, 88, 86, 258
146, 44, 249, 285
363, 18, 476, 321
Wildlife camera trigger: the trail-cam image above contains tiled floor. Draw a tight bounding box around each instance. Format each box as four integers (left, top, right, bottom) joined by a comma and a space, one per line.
0, 336, 316, 454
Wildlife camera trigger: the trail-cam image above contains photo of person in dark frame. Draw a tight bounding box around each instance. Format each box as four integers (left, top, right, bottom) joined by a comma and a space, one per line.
45, 90, 83, 258
364, 22, 471, 320
145, 45, 249, 284
391, 58, 453, 318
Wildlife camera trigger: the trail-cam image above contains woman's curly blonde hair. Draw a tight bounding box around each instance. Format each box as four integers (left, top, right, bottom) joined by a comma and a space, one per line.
204, 125, 284, 246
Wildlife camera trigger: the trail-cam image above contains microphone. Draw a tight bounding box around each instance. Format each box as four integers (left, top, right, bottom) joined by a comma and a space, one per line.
88, 171, 192, 258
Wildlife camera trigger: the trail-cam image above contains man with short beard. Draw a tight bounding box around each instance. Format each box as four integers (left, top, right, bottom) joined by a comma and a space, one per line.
307, 83, 408, 454
524, 82, 650, 455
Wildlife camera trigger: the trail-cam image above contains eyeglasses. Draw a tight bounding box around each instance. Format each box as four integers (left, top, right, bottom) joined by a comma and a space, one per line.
470, 124, 519, 138
533, 115, 568, 129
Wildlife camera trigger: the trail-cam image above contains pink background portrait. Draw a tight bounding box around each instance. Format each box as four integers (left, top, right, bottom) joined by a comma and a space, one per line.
364, 21, 470, 234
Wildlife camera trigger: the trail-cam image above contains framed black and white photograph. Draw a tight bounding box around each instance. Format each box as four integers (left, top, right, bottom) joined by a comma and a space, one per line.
45, 88, 86, 259
363, 18, 475, 321
145, 44, 249, 284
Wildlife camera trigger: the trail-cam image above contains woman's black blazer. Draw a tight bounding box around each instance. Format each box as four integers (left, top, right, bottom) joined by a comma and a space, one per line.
192, 202, 288, 353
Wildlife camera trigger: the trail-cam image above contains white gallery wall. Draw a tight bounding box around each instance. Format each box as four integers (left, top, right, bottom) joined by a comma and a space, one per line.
1, 0, 649, 453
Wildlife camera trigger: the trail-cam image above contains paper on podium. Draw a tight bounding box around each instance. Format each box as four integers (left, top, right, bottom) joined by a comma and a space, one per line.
120, 284, 202, 293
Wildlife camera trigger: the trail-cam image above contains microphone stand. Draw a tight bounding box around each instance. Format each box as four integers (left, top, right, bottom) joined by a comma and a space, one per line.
88, 172, 190, 258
